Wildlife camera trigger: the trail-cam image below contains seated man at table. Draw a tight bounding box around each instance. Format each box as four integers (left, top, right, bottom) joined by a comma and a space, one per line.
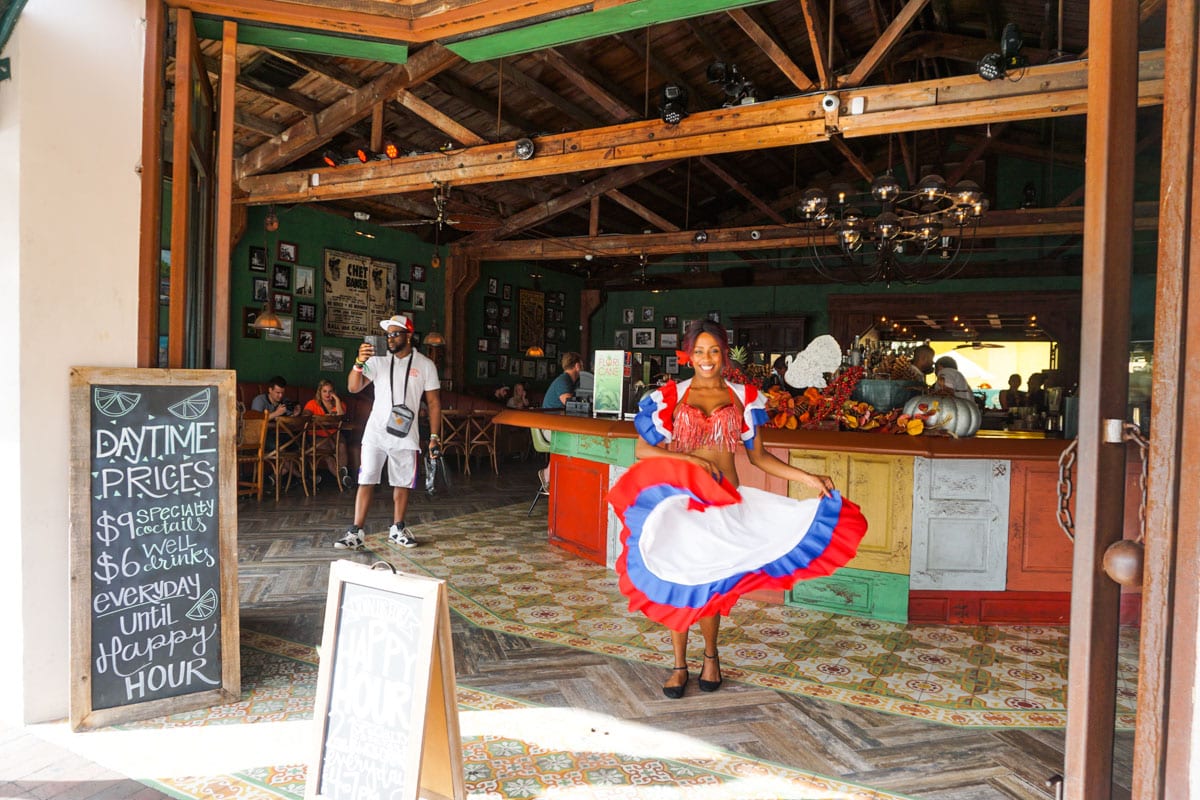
542, 351, 583, 410
252, 376, 302, 484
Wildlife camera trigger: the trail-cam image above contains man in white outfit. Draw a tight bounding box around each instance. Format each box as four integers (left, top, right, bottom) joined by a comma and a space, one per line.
334, 314, 442, 550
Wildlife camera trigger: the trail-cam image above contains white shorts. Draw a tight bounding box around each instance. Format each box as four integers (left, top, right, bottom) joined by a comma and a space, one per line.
358, 442, 419, 488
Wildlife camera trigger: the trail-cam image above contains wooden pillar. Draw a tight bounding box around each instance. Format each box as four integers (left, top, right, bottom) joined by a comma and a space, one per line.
580, 289, 603, 359
444, 247, 480, 392
136, 0, 166, 367
211, 20, 237, 370
1132, 0, 1200, 794
168, 7, 195, 369
1064, 0, 1139, 795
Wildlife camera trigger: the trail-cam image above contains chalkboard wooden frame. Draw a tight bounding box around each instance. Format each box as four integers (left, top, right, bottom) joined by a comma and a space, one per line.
308, 560, 465, 800
68, 367, 241, 731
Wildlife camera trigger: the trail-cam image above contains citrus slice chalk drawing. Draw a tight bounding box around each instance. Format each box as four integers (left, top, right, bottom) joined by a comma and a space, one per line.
185, 587, 218, 621
168, 388, 211, 420
93, 388, 142, 418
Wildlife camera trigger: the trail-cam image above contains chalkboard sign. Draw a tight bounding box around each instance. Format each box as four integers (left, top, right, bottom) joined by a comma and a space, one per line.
308, 560, 464, 800
69, 368, 240, 730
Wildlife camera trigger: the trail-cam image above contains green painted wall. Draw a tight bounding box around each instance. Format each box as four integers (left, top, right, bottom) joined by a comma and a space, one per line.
229, 206, 444, 390
463, 261, 585, 395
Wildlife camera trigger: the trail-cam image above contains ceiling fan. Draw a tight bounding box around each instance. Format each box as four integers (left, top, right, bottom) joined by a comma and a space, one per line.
955, 340, 1005, 350
377, 182, 499, 231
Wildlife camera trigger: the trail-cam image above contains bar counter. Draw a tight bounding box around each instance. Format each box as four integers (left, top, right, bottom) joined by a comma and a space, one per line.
496, 409, 1140, 626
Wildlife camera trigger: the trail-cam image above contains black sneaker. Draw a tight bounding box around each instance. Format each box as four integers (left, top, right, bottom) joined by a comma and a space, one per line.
333, 526, 365, 550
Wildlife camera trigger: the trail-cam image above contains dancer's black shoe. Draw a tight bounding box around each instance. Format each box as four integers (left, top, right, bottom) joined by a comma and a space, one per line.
699, 652, 723, 692
663, 666, 689, 699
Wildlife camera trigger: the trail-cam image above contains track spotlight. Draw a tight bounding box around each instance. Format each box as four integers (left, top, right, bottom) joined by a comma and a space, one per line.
383, 141, 400, 159
514, 137, 535, 160
693, 230, 708, 244
706, 61, 728, 84
977, 23, 1028, 80
321, 149, 340, 168
659, 84, 688, 125
355, 146, 375, 163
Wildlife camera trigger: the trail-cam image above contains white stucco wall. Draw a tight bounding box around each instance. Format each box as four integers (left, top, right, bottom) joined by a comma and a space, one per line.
0, 0, 145, 724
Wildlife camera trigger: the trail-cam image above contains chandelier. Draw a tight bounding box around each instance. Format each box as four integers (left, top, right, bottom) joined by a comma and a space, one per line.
797, 174, 987, 285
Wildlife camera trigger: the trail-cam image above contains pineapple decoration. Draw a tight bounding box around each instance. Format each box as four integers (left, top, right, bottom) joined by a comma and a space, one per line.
723, 344, 759, 386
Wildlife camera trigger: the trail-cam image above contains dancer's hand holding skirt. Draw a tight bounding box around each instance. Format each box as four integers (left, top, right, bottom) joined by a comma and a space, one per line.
609, 458, 869, 632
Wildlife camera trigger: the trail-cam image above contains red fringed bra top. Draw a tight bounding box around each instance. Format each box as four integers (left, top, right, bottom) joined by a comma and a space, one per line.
669, 388, 742, 452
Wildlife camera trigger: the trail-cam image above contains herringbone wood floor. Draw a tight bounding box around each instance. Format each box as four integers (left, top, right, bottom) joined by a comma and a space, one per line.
9, 454, 1132, 799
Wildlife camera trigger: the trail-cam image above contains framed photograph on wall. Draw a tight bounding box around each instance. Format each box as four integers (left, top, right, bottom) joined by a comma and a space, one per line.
500, 305, 512, 323
632, 327, 656, 349
484, 298, 499, 322
660, 332, 678, 349
499, 328, 511, 350
272, 263, 291, 290
502, 283, 512, 301
297, 302, 316, 323
476, 337, 488, 353
253, 278, 270, 302
666, 355, 679, 374
487, 276, 499, 296
614, 329, 629, 349
682, 318, 697, 332
622, 308, 635, 325
249, 246, 268, 272
265, 316, 294, 342
707, 310, 722, 323
484, 323, 499, 337
546, 343, 558, 359
536, 361, 549, 381
522, 360, 535, 379
410, 263, 425, 282
297, 329, 315, 353
641, 306, 655, 323
498, 354, 508, 370
487, 360, 498, 378
273, 292, 292, 314
294, 266, 315, 297
399, 282, 411, 303
509, 359, 520, 376
663, 314, 679, 330
476, 361, 488, 379
413, 289, 426, 310
243, 307, 262, 338
320, 346, 344, 372
277, 241, 298, 263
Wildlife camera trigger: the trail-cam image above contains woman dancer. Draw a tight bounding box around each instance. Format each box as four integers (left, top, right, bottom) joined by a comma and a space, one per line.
609, 320, 867, 698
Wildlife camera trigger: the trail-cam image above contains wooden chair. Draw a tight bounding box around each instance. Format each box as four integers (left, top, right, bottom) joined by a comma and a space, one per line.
466, 410, 500, 474
236, 409, 269, 501
528, 427, 552, 514
439, 409, 472, 474
304, 414, 345, 493
264, 415, 309, 500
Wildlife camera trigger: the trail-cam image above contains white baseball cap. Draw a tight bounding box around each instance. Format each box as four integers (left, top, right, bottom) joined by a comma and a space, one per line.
379, 313, 414, 332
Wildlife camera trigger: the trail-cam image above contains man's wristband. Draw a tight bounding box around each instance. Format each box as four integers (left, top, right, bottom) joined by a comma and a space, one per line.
429, 434, 440, 441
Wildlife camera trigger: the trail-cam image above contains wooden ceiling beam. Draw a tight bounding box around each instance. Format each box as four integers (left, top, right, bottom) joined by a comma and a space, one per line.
829, 137, 875, 182
468, 202, 1160, 260
235, 43, 460, 178
605, 189, 680, 231
202, 53, 325, 113
956, 131, 1086, 167
840, 0, 932, 88
168, 0, 589, 44
534, 48, 640, 122
427, 73, 536, 138
799, 0, 832, 89
234, 110, 285, 137
494, 61, 604, 129
265, 48, 364, 89
698, 156, 788, 225
238, 51, 1165, 204
395, 88, 488, 146
945, 123, 1007, 186
727, 7, 816, 92
461, 160, 680, 245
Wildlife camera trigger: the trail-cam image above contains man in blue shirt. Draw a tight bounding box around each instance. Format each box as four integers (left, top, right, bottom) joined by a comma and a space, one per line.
542, 352, 583, 410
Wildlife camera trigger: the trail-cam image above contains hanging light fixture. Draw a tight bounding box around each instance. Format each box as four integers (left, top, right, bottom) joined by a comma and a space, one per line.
797, 174, 987, 285
251, 305, 283, 330
525, 345, 545, 358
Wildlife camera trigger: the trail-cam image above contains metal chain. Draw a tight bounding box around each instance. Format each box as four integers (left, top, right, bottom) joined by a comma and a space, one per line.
1056, 441, 1077, 542
1055, 423, 1150, 543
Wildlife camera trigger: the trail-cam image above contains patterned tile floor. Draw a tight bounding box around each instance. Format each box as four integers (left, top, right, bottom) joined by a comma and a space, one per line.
136, 633, 912, 800
365, 503, 1138, 730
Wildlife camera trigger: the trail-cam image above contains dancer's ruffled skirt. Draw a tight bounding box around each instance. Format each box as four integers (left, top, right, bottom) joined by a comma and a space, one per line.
608, 459, 868, 631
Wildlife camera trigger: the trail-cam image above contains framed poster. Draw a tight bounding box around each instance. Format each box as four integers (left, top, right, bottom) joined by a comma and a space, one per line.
322, 249, 397, 338
518, 288, 545, 352
68, 368, 240, 730
307, 561, 464, 800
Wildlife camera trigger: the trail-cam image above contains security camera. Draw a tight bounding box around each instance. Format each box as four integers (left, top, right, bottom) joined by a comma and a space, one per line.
749, 230, 761, 240
821, 94, 839, 112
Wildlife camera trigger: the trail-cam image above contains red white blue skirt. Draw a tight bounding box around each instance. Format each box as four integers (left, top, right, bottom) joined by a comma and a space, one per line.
609, 459, 868, 632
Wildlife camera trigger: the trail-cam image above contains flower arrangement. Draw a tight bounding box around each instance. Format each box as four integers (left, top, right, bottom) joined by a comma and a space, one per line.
763, 365, 926, 435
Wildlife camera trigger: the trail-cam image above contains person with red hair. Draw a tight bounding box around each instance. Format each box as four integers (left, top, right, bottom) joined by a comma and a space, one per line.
609, 319, 867, 699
